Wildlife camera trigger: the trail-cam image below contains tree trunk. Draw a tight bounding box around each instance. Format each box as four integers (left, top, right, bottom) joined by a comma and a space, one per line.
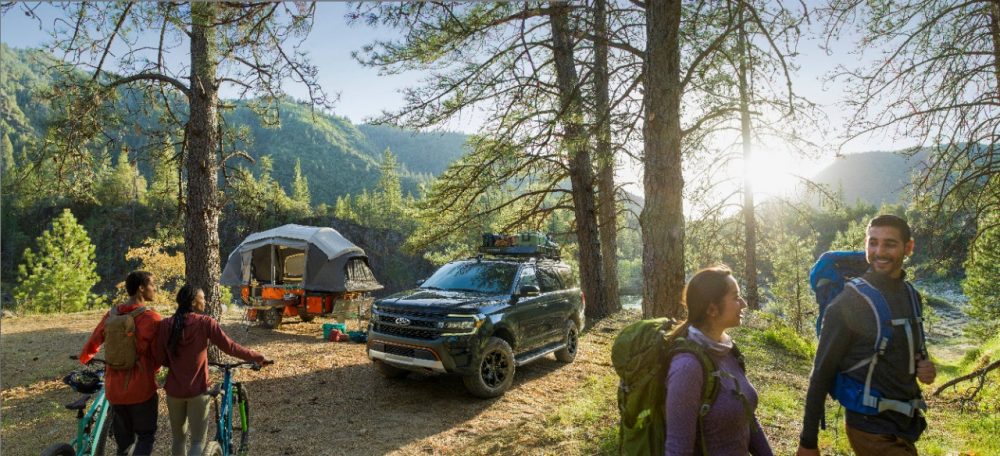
594, 0, 622, 315
737, 10, 760, 310
550, 2, 608, 319
641, 0, 685, 319
187, 3, 223, 319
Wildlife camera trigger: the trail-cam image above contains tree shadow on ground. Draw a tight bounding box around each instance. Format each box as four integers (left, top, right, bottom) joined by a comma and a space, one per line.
240, 355, 577, 455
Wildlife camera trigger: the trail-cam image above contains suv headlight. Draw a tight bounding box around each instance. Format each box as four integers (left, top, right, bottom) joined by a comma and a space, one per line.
438, 316, 483, 333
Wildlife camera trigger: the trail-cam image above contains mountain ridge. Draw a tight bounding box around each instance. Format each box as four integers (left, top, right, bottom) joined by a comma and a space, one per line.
0, 44, 468, 204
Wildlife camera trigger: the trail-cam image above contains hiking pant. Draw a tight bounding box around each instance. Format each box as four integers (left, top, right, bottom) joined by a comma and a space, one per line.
111, 394, 158, 456
846, 425, 919, 456
167, 393, 212, 456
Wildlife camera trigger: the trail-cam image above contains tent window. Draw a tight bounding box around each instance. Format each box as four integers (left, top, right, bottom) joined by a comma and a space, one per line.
283, 253, 305, 282
344, 258, 381, 291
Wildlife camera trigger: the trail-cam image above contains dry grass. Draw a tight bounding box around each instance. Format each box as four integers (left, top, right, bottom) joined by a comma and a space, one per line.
1, 307, 628, 455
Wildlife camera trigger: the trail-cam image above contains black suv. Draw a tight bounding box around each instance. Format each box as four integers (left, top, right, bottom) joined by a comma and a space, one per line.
366, 255, 584, 397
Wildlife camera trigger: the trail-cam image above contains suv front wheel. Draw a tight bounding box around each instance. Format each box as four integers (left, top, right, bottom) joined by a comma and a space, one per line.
463, 337, 515, 398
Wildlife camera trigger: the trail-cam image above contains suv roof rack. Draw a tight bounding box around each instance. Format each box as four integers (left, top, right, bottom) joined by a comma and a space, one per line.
476, 245, 561, 260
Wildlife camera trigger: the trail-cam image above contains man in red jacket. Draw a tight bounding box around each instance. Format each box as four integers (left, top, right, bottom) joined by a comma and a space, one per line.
80, 271, 163, 456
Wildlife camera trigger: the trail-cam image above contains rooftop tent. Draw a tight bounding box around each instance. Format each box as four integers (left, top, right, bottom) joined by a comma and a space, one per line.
220, 224, 383, 293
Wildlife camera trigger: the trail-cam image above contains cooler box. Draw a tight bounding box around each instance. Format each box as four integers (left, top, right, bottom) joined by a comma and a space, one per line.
322, 323, 347, 339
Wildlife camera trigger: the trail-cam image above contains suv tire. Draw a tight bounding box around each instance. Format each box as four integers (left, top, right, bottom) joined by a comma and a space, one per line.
554, 322, 579, 363
374, 360, 408, 379
463, 337, 515, 398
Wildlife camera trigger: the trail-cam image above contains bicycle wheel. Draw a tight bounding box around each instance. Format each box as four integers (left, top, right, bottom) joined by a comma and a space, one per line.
235, 382, 251, 455
201, 441, 223, 456
40, 443, 75, 456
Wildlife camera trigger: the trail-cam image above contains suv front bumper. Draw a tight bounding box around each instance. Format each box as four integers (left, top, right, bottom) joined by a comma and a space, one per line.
366, 330, 484, 376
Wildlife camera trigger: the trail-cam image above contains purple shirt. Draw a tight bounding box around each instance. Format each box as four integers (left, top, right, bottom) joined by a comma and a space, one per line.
664, 350, 773, 455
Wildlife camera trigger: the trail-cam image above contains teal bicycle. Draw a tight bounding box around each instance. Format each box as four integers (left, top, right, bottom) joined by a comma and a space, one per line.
202, 361, 262, 456
42, 357, 113, 456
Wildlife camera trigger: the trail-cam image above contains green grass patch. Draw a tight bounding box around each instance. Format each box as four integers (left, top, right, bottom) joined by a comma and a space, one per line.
916, 407, 1000, 454
757, 384, 801, 416
751, 325, 816, 360
544, 373, 620, 455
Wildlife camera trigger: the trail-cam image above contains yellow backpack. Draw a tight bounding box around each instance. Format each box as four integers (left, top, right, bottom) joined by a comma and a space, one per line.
103, 306, 147, 370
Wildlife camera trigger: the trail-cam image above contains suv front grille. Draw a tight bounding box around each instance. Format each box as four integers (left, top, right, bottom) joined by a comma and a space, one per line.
377, 314, 438, 328
373, 324, 439, 340
370, 306, 478, 340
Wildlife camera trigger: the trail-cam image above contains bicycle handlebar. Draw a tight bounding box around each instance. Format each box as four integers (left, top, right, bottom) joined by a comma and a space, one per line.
70, 355, 106, 367
208, 361, 266, 371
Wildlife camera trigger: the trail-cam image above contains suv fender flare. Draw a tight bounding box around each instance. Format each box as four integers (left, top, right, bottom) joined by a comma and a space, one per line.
489, 326, 517, 354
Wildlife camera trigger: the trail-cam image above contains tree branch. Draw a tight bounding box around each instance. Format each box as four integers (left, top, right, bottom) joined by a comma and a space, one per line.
107, 72, 191, 97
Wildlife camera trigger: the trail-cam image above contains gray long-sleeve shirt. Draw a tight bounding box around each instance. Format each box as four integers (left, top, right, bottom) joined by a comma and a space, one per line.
799, 271, 927, 449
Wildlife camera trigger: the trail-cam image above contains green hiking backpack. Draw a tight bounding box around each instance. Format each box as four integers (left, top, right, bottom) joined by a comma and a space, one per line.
612, 318, 743, 455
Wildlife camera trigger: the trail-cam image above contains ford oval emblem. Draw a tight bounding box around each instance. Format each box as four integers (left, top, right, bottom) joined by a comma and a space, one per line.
395, 317, 411, 326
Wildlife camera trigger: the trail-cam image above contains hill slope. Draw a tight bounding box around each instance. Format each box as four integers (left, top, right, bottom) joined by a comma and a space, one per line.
810, 150, 930, 207
0, 45, 468, 204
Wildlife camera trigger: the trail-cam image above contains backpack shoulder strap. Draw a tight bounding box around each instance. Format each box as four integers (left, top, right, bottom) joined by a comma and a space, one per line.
128, 306, 147, 317
668, 337, 728, 456
845, 277, 893, 354
904, 281, 929, 359
669, 338, 721, 409
731, 343, 747, 373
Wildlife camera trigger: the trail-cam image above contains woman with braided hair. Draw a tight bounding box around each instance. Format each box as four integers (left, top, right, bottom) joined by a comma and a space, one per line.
155, 284, 272, 456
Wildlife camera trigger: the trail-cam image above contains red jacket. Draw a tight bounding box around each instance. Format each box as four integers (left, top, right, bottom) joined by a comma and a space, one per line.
155, 313, 265, 399
80, 303, 162, 405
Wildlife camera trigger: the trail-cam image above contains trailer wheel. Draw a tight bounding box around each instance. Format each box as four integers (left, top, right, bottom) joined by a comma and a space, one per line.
259, 308, 283, 329
295, 303, 315, 323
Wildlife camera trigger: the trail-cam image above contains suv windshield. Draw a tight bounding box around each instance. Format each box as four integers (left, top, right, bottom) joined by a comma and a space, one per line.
421, 261, 519, 294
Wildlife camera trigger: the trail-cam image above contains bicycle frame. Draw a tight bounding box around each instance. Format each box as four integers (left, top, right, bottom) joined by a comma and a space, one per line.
209, 362, 254, 456
73, 387, 111, 456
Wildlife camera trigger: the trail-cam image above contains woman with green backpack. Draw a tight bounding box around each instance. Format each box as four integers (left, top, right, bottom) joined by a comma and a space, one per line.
663, 266, 772, 455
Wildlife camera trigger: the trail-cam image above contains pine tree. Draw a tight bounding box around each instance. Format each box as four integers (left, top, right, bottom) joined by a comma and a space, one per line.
14, 208, 101, 313
1, 133, 14, 175
291, 158, 311, 210
149, 139, 181, 214
334, 195, 356, 222
767, 230, 818, 334
964, 198, 1000, 338
96, 147, 148, 207
375, 149, 404, 230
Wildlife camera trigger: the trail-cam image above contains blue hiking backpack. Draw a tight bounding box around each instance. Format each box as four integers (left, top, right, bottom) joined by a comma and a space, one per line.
809, 251, 869, 336
809, 251, 928, 417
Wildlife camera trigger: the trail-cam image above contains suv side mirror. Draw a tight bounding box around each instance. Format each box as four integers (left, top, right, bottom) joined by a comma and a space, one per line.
519, 285, 540, 297
416, 279, 425, 287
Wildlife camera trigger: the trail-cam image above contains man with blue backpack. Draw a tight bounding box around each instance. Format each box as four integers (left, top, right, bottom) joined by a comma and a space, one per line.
797, 215, 936, 455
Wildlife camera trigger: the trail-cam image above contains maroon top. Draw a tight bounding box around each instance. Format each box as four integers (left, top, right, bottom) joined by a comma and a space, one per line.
155, 313, 265, 399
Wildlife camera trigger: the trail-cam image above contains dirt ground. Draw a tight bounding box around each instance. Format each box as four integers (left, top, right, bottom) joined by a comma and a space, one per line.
1, 307, 623, 455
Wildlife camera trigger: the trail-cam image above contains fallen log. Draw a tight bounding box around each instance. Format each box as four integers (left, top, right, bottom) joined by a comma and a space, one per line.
933, 358, 1000, 396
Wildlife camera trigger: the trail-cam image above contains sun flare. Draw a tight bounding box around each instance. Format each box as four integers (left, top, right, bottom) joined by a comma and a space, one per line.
744, 147, 810, 198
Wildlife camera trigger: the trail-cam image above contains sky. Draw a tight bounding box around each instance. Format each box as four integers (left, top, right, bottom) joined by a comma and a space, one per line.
0, 2, 913, 199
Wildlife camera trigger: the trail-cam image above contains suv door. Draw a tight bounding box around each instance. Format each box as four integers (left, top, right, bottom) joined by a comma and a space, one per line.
537, 265, 574, 344
507, 265, 550, 351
